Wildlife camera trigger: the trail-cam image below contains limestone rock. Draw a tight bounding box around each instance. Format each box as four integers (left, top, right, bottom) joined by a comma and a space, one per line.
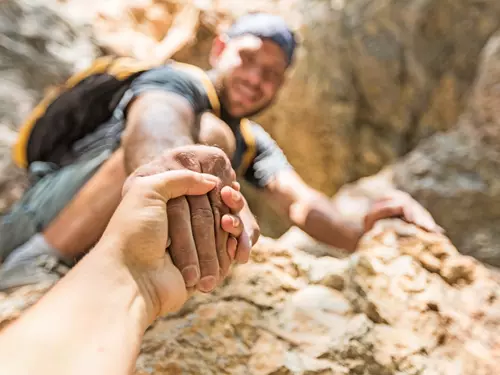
394, 31, 500, 266
251, 0, 500, 195
0, 0, 99, 213
1, 222, 499, 374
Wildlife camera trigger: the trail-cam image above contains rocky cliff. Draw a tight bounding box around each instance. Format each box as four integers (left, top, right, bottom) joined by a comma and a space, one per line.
393, 31, 500, 267
0, 0, 99, 212
1, 220, 499, 375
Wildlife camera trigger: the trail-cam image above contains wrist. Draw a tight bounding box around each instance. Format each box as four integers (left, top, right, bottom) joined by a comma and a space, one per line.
91, 237, 159, 329
94, 233, 186, 326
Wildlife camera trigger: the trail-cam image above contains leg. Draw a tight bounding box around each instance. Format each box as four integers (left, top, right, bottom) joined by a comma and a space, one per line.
0, 149, 113, 289
0, 150, 111, 261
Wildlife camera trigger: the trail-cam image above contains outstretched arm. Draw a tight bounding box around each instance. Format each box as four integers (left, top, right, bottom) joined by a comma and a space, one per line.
265, 170, 363, 252
121, 90, 198, 173
264, 170, 442, 252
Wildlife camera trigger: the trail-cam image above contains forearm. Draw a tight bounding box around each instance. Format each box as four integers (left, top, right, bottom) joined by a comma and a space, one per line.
0, 243, 149, 375
289, 194, 363, 252
122, 92, 197, 173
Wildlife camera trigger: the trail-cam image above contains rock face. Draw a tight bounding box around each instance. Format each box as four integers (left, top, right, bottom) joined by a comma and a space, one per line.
251, 0, 500, 195
0, 0, 99, 212
394, 31, 500, 267
1, 222, 499, 374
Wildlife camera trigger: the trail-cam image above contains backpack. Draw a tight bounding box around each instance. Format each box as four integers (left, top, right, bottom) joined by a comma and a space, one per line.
12, 56, 255, 173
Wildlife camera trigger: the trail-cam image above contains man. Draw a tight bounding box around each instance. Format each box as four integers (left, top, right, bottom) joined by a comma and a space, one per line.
0, 13, 441, 291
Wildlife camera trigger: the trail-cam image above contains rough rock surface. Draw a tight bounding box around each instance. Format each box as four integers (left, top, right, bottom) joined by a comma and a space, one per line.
1, 221, 499, 374
0, 0, 99, 212
250, 0, 500, 194
394, 31, 500, 267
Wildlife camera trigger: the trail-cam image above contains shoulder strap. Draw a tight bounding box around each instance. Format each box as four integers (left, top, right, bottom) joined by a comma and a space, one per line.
12, 56, 153, 168
238, 118, 257, 176
170, 62, 221, 118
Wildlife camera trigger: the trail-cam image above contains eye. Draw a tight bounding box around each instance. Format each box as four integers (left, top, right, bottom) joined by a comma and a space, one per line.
263, 69, 281, 84
240, 51, 256, 65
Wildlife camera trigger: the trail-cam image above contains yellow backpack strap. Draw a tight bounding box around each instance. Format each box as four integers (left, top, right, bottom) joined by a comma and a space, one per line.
108, 57, 157, 79
170, 62, 221, 118
12, 56, 152, 169
13, 57, 119, 168
238, 118, 257, 176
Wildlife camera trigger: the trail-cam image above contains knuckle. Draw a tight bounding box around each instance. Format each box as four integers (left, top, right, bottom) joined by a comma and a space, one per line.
167, 197, 188, 213
173, 151, 200, 171
198, 255, 218, 265
170, 248, 194, 265
191, 207, 215, 224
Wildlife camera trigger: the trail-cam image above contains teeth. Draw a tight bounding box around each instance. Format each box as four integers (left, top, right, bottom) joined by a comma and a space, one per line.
239, 84, 254, 99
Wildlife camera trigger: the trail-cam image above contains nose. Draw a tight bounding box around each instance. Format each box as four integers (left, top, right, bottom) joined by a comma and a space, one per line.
246, 65, 262, 88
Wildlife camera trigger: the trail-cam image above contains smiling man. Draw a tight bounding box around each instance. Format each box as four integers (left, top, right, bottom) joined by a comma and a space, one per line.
0, 13, 441, 292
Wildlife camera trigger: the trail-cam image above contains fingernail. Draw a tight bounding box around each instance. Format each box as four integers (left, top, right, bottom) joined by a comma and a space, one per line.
231, 216, 240, 227
182, 266, 200, 287
198, 276, 217, 292
228, 245, 236, 261
232, 189, 241, 202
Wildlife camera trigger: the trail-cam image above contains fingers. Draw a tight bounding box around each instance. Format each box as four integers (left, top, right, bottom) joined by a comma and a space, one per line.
402, 204, 443, 233
186, 195, 219, 292
221, 214, 244, 239
149, 170, 218, 200
167, 197, 199, 288
227, 236, 238, 261
235, 230, 252, 264
208, 185, 231, 282
365, 195, 444, 234
364, 201, 404, 232
232, 181, 241, 192
221, 186, 245, 214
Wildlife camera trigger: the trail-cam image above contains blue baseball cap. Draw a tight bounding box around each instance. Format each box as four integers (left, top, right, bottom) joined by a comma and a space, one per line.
226, 13, 297, 67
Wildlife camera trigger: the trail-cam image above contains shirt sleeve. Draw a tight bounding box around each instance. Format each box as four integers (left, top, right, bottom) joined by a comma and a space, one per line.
113, 65, 212, 119
244, 123, 294, 188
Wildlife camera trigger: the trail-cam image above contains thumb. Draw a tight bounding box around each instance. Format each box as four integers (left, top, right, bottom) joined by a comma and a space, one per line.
149, 170, 219, 201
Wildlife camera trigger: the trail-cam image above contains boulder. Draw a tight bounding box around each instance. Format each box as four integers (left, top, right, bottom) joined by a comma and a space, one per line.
394, 31, 500, 267
1, 222, 500, 374
0, 0, 99, 212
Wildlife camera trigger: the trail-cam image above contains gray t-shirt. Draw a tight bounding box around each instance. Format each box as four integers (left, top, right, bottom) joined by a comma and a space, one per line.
75, 63, 293, 188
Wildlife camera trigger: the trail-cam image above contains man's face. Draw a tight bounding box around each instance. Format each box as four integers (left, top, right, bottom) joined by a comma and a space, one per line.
211, 34, 288, 118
